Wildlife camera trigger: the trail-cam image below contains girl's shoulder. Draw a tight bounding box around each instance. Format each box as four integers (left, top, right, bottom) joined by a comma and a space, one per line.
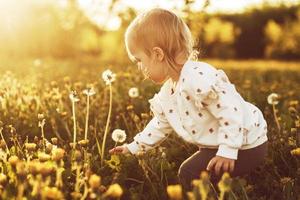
181, 60, 218, 78
180, 60, 219, 86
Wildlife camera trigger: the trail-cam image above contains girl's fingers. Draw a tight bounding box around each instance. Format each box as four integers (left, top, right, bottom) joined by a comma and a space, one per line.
223, 162, 229, 173
206, 157, 216, 171
109, 147, 125, 154
215, 161, 223, 176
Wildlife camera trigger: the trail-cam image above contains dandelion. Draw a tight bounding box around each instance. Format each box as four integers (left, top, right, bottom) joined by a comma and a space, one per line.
52, 148, 65, 162
102, 69, 116, 85
88, 174, 101, 189
83, 87, 96, 141
104, 183, 123, 198
51, 137, 58, 145
25, 143, 37, 152
69, 91, 79, 149
218, 172, 232, 200
41, 186, 64, 200
0, 173, 7, 185
290, 148, 300, 156
267, 93, 281, 132
69, 91, 80, 103
166, 184, 182, 200
128, 87, 139, 98
38, 152, 51, 162
100, 70, 115, 166
8, 155, 19, 167
267, 93, 279, 105
111, 129, 126, 143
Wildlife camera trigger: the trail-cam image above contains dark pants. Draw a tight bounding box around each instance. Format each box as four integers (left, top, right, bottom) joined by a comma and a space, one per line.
178, 142, 268, 191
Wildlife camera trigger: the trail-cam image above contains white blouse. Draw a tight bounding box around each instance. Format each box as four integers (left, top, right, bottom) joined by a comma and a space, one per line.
126, 60, 268, 160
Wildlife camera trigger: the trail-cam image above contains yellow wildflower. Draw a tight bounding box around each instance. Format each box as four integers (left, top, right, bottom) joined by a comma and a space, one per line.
290, 148, 300, 156
166, 184, 182, 200
104, 183, 123, 198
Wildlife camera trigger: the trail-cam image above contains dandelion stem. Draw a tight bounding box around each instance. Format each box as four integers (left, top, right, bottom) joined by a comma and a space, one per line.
74, 163, 81, 192
84, 95, 90, 141
0, 127, 9, 154
272, 103, 281, 132
40, 120, 46, 151
101, 83, 113, 166
72, 100, 77, 149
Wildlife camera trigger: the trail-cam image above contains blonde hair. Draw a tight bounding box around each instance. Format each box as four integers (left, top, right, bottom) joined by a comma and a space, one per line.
125, 8, 196, 77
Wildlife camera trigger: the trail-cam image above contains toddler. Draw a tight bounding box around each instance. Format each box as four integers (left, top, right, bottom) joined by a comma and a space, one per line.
109, 8, 268, 191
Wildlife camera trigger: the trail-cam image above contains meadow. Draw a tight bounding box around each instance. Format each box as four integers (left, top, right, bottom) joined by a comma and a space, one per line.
0, 56, 299, 200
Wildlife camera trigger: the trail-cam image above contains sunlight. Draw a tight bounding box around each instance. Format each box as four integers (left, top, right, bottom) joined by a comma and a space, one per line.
77, 0, 300, 30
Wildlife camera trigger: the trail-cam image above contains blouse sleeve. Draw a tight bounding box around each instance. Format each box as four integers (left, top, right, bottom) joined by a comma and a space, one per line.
186, 67, 244, 160
126, 94, 173, 154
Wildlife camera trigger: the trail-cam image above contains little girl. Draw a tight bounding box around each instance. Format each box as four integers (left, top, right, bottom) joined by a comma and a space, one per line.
109, 8, 268, 191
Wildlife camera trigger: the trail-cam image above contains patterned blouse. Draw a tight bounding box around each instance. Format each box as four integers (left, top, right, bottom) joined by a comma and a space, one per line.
126, 60, 268, 160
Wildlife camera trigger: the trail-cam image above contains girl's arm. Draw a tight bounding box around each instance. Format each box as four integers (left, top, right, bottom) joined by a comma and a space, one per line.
126, 93, 173, 155
126, 115, 173, 154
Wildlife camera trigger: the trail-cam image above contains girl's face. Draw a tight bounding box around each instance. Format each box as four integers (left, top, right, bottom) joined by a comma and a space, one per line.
130, 47, 167, 84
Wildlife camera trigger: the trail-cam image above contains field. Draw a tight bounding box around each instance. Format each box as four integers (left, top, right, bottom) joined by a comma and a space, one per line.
0, 57, 299, 200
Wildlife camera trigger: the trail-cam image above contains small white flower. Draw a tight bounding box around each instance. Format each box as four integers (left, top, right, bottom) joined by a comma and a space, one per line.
267, 93, 279, 105
69, 91, 80, 102
83, 87, 96, 96
128, 87, 139, 98
102, 69, 116, 85
111, 129, 127, 143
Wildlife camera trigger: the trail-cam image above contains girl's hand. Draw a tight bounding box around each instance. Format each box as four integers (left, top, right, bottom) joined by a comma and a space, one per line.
206, 156, 235, 176
109, 145, 130, 155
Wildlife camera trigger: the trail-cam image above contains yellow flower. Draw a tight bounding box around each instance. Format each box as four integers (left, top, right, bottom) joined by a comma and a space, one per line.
52, 148, 65, 161
38, 152, 51, 162
186, 192, 196, 200
8, 155, 19, 167
89, 174, 101, 189
104, 183, 123, 198
0, 173, 7, 185
218, 172, 232, 193
166, 184, 182, 200
25, 143, 37, 151
42, 186, 64, 200
200, 171, 209, 181
78, 139, 89, 147
290, 148, 300, 156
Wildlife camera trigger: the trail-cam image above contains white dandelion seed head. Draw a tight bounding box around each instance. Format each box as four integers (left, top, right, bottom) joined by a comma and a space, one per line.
102, 69, 116, 85
128, 87, 139, 98
69, 91, 80, 102
111, 129, 127, 143
37, 113, 44, 120
83, 87, 96, 96
267, 93, 279, 105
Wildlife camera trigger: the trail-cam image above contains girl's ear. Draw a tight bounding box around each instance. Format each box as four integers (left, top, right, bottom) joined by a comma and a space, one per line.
152, 47, 164, 61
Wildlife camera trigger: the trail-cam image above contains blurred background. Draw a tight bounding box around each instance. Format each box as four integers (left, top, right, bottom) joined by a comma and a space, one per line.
0, 0, 299, 66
